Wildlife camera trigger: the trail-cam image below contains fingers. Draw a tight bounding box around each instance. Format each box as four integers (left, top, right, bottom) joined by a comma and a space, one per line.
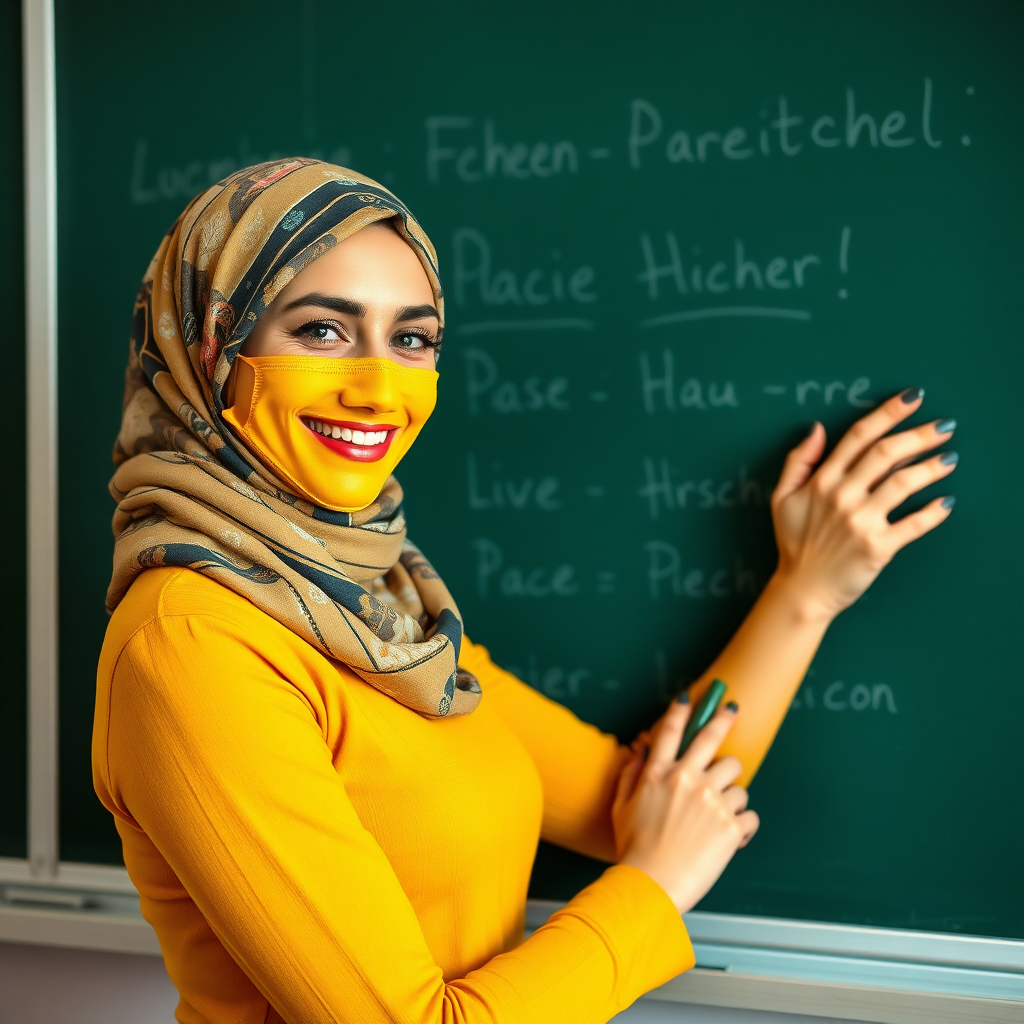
613, 745, 646, 815
772, 423, 826, 505
678, 704, 737, 771
868, 450, 958, 515
719, 783, 749, 814
818, 389, 924, 483
886, 494, 956, 552
705, 755, 743, 792
842, 419, 956, 497
737, 810, 760, 848
648, 697, 692, 768
630, 729, 652, 755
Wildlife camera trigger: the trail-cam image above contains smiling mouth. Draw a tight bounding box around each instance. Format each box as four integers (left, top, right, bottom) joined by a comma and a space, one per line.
301, 417, 400, 463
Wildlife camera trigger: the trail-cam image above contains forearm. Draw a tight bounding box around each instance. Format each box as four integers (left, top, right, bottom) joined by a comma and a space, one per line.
688, 572, 833, 786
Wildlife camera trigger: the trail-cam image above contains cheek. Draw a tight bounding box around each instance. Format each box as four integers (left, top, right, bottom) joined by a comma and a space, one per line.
239, 318, 307, 358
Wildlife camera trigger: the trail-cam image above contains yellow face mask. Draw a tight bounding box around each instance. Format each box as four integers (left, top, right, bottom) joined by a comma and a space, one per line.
222, 355, 438, 513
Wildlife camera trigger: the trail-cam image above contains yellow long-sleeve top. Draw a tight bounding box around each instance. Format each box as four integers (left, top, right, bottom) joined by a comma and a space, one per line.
93, 567, 695, 1024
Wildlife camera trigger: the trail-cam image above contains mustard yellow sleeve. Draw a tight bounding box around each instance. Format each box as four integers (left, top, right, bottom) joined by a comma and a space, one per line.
459, 638, 629, 863
95, 613, 692, 1024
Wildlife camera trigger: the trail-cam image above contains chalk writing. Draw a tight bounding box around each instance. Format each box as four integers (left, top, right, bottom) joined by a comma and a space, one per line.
503, 655, 593, 698
452, 229, 597, 327
763, 378, 874, 407
467, 454, 562, 511
472, 539, 579, 597
426, 118, 579, 183
639, 459, 766, 519
628, 80, 944, 169
130, 139, 352, 205
792, 681, 899, 714
640, 351, 739, 414
644, 542, 759, 599
464, 348, 571, 416
637, 233, 822, 301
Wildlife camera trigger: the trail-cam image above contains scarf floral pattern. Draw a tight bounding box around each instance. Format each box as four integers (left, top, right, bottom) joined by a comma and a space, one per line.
107, 159, 480, 719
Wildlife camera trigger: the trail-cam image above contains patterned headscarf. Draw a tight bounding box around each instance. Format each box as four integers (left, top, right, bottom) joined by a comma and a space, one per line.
107, 159, 481, 719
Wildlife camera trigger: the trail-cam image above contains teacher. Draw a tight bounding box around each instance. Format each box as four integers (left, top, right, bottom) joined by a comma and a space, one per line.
93, 159, 955, 1024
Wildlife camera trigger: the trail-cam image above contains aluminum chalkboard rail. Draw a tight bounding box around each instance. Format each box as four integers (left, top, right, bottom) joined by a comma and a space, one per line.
527, 900, 1024, 1018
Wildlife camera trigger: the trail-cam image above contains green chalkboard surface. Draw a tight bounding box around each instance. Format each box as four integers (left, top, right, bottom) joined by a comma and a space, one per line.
56, 0, 1023, 938
1, 0, 26, 861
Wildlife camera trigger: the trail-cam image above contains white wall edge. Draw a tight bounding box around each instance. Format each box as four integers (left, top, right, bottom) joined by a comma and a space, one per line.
22, 0, 59, 882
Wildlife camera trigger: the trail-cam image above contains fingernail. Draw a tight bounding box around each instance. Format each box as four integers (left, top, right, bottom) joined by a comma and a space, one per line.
942, 495, 956, 510
939, 451, 959, 466
901, 387, 925, 404
935, 418, 956, 435
726, 701, 739, 712
641, 743, 650, 762
676, 691, 690, 704
806, 422, 818, 438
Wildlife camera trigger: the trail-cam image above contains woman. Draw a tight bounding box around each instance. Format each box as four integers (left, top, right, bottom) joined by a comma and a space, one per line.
93, 159, 956, 1024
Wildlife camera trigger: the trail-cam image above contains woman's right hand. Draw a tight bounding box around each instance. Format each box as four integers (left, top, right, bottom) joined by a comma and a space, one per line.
612, 699, 758, 914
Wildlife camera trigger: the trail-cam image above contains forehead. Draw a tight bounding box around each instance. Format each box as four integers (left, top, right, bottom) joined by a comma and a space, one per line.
288, 222, 434, 298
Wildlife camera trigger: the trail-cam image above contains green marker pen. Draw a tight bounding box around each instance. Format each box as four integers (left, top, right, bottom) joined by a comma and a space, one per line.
676, 678, 728, 759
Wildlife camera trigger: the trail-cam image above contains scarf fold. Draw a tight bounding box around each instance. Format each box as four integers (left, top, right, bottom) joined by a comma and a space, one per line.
108, 159, 480, 719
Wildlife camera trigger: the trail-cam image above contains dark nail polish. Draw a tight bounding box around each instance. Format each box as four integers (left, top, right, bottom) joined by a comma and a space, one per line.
935, 418, 956, 435
676, 691, 690, 704
942, 495, 956, 510
901, 387, 925, 404
806, 422, 817, 438
726, 701, 739, 712
940, 451, 959, 466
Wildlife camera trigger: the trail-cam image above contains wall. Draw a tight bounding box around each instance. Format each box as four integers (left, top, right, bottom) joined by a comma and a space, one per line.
0, 941, 865, 1024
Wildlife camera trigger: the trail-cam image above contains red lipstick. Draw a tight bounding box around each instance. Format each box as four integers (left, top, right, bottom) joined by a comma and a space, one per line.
302, 417, 400, 463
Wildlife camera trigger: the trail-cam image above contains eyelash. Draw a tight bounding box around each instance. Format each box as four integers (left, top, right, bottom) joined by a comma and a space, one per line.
292, 320, 441, 352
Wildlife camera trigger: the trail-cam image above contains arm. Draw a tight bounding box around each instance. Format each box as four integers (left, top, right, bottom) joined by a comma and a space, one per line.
687, 391, 956, 786
95, 612, 692, 1024
459, 638, 628, 863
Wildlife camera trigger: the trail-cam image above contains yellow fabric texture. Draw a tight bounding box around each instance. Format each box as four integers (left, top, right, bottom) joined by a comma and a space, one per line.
93, 567, 695, 1024
221, 355, 439, 513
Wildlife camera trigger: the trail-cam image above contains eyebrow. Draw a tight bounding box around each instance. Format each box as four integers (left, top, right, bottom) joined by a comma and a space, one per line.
393, 304, 439, 322
279, 293, 438, 324
280, 293, 366, 318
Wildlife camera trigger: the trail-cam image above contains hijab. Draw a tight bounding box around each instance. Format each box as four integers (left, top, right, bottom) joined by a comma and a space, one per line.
107, 159, 481, 719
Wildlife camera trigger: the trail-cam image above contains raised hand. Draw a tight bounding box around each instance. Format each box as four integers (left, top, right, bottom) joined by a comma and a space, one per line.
771, 388, 956, 621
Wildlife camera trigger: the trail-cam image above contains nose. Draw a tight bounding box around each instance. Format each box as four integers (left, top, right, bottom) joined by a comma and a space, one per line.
338, 362, 398, 415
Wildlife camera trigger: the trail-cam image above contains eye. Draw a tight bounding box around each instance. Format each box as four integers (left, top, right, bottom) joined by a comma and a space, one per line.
293, 320, 344, 345
392, 330, 439, 353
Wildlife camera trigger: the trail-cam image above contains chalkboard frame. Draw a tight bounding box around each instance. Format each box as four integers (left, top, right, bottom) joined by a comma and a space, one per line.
0, 1, 1022, 1020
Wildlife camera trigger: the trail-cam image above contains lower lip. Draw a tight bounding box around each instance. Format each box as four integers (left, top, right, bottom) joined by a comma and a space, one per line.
305, 423, 399, 463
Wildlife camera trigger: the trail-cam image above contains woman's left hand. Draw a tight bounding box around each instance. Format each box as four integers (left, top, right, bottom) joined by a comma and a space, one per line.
770, 388, 957, 621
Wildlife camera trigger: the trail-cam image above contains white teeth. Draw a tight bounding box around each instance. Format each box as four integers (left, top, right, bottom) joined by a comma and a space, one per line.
305, 419, 389, 446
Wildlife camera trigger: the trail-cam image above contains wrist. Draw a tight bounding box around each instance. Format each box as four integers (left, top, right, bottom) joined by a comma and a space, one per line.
764, 570, 836, 629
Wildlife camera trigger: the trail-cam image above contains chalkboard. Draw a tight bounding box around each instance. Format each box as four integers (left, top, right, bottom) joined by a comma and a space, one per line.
1, 0, 26, 861
54, 0, 1023, 939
